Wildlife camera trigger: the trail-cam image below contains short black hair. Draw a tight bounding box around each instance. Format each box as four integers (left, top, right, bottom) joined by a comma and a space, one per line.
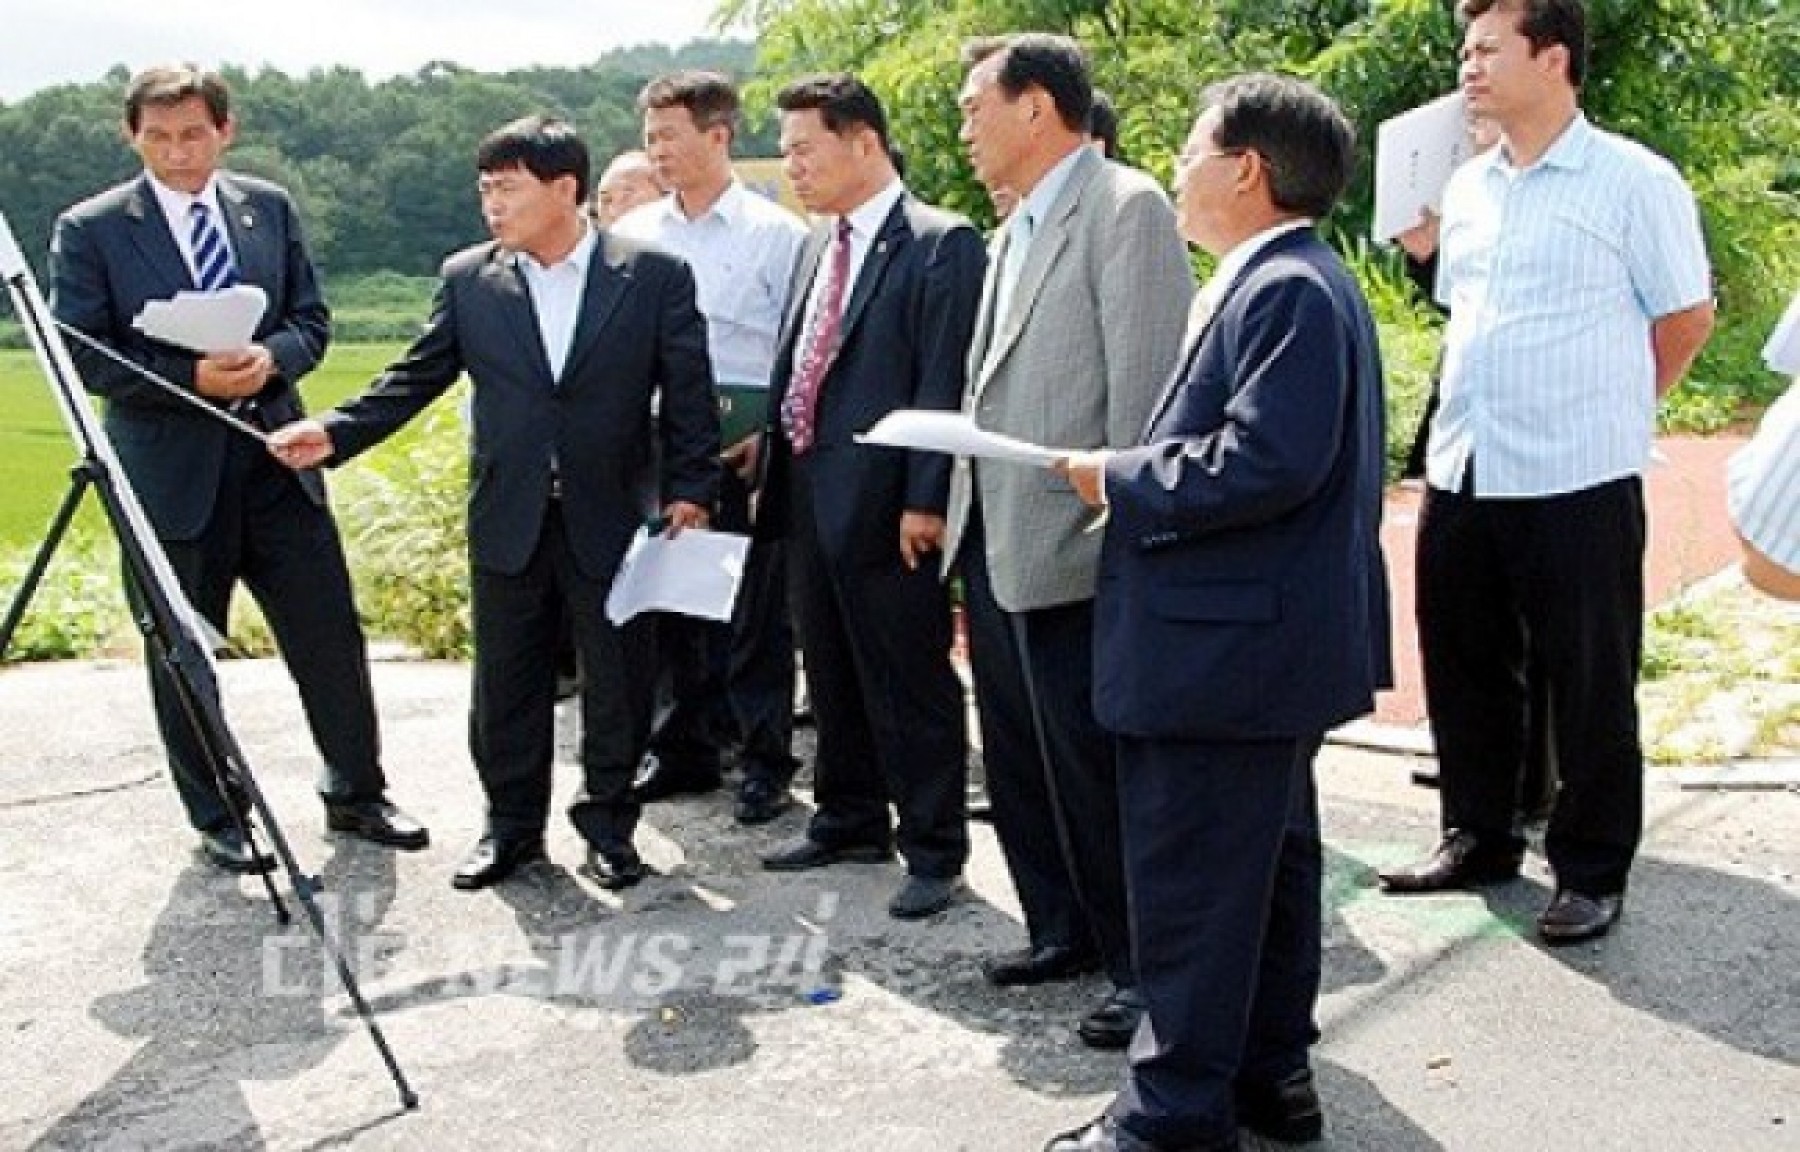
775, 72, 892, 156
1460, 0, 1588, 88
637, 70, 742, 135
125, 65, 230, 132
961, 33, 1092, 132
1202, 73, 1354, 219
476, 116, 592, 203
1087, 88, 1120, 159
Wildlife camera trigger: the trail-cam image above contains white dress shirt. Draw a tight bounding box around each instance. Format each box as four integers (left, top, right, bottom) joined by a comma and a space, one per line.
515, 221, 598, 381
612, 179, 806, 387
146, 173, 235, 288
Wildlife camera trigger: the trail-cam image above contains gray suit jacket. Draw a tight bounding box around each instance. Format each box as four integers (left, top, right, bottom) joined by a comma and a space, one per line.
945, 147, 1193, 612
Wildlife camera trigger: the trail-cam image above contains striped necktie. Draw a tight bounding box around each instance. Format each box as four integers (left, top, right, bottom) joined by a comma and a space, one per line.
188, 201, 238, 291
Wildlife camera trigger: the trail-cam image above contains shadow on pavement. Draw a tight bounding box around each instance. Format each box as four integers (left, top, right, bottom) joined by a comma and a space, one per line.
30, 838, 404, 1150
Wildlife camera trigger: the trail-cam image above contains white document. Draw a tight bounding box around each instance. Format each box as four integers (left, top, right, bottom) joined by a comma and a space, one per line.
605, 527, 749, 625
132, 284, 268, 353
857, 409, 1067, 467
1372, 92, 1475, 243
1764, 288, 1800, 375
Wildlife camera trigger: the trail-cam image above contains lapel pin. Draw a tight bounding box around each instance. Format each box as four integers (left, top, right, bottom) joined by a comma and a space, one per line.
241, 214, 254, 229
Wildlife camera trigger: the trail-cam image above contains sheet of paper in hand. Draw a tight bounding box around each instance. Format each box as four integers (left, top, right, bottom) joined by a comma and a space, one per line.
132, 284, 269, 354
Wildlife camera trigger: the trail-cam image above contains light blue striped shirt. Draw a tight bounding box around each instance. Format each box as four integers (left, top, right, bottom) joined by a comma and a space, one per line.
1428, 114, 1712, 497
1729, 379, 1800, 572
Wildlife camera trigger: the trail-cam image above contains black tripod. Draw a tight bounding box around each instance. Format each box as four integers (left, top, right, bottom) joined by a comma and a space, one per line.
0, 217, 417, 1109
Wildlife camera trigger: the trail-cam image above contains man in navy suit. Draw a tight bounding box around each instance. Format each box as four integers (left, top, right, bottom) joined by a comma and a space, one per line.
50, 65, 427, 873
754, 74, 985, 920
270, 116, 718, 893
1051, 74, 1391, 1151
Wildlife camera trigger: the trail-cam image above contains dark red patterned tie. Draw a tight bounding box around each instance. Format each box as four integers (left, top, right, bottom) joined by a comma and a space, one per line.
781, 217, 854, 454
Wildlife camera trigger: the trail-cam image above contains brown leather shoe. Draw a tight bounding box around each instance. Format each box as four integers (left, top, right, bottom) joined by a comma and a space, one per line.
1377, 830, 1522, 894
1537, 890, 1623, 944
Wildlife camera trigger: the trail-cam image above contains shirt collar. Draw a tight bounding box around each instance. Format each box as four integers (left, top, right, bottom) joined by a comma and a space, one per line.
839, 178, 905, 244
1205, 219, 1312, 305
1490, 111, 1592, 177
658, 178, 749, 226
514, 217, 597, 276
1016, 144, 1088, 233
146, 171, 225, 221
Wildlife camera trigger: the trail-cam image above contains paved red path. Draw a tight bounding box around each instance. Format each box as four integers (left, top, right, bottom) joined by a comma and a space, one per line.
1372, 435, 1748, 727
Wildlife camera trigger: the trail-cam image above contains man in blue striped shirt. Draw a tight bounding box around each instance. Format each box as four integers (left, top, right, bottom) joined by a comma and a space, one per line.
1730, 377, 1800, 601
1378, 0, 1715, 945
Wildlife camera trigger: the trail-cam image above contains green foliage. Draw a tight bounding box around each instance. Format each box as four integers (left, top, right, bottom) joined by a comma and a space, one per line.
331, 391, 474, 660
0, 529, 131, 661
732, 0, 1800, 427
0, 41, 764, 282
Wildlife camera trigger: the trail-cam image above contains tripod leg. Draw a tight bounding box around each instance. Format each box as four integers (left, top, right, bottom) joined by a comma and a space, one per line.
0, 465, 93, 659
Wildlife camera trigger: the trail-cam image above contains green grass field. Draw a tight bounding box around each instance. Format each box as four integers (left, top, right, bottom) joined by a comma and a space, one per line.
0, 342, 408, 548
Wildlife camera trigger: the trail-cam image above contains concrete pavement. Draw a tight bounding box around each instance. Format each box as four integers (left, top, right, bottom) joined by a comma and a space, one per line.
1, 656, 1795, 1150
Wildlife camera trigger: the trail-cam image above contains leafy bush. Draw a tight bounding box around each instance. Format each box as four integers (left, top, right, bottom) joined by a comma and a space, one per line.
331, 388, 473, 659
0, 529, 132, 660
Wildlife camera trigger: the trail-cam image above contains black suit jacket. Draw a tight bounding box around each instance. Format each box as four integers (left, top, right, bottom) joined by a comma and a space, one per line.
1095, 228, 1393, 740
49, 172, 330, 540
756, 195, 985, 566
321, 232, 719, 582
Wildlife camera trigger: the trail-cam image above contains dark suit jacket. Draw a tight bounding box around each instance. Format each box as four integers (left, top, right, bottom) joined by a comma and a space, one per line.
321, 232, 719, 582
49, 171, 330, 540
1095, 228, 1393, 740
756, 195, 985, 566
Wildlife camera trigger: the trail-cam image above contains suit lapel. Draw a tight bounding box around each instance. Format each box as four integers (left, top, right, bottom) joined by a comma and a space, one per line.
560, 239, 631, 385
971, 148, 1099, 396
122, 176, 194, 294
215, 175, 269, 289
836, 199, 908, 351
479, 251, 556, 385
1140, 228, 1315, 438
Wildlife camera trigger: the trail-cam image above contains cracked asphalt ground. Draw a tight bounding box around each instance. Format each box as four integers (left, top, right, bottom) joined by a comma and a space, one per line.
1, 657, 1795, 1150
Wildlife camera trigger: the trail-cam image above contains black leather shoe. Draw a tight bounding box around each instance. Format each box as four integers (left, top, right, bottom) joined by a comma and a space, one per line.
199, 826, 275, 875
583, 844, 649, 891
1377, 830, 1522, 894
631, 753, 722, 803
734, 778, 792, 825
761, 837, 893, 872
1238, 1067, 1324, 1144
451, 836, 545, 891
1077, 987, 1144, 1051
888, 874, 961, 920
983, 945, 1102, 987
1537, 889, 1623, 944
325, 799, 430, 851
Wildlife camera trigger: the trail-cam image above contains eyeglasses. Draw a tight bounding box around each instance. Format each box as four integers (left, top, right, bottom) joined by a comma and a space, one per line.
1177, 147, 1247, 169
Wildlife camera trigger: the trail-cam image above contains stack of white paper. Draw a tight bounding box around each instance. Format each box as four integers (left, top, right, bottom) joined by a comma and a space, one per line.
1372, 92, 1475, 243
132, 284, 268, 353
605, 527, 749, 625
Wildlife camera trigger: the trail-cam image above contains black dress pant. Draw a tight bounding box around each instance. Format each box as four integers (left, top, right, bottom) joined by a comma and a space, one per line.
962, 499, 1131, 989
136, 436, 384, 832
788, 458, 968, 880
649, 467, 797, 785
1110, 734, 1324, 1149
1417, 475, 1646, 895
471, 502, 653, 851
